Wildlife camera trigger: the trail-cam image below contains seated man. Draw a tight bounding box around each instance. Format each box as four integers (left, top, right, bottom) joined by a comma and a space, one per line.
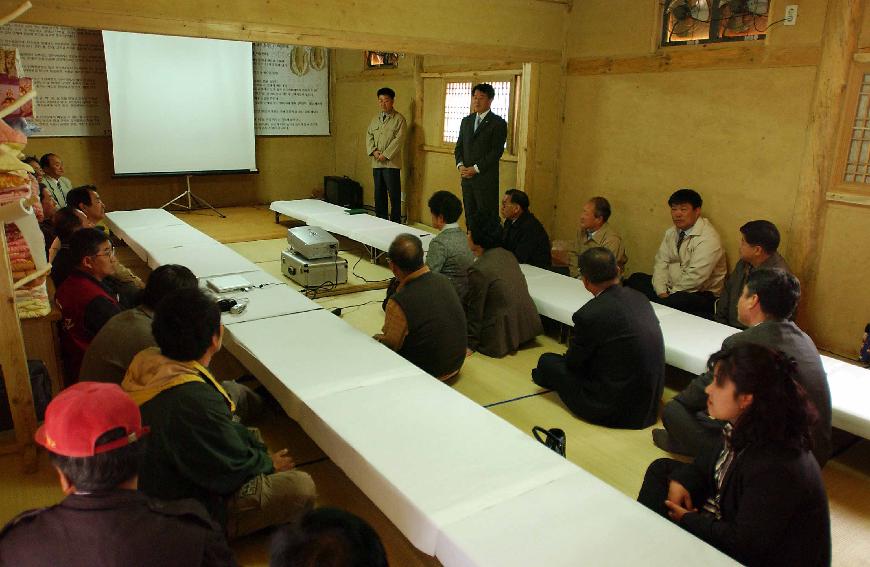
67, 184, 143, 291
426, 190, 474, 302
375, 234, 467, 380
37, 185, 57, 257
55, 228, 122, 383
500, 188, 551, 269
0, 382, 235, 566
714, 220, 790, 328
122, 287, 316, 537
271, 507, 388, 567
571, 196, 627, 277
625, 189, 726, 319
532, 247, 665, 429
654, 268, 832, 466
40, 152, 72, 207
466, 213, 543, 357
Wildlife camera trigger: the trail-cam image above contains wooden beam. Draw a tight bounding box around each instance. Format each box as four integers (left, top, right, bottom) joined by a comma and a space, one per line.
13, 4, 562, 63
408, 56, 426, 224
566, 44, 821, 76
0, 227, 38, 473
516, 62, 537, 195
422, 62, 525, 75
786, 0, 864, 333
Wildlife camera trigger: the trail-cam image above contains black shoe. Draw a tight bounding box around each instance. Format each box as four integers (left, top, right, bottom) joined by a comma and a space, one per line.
652, 428, 688, 455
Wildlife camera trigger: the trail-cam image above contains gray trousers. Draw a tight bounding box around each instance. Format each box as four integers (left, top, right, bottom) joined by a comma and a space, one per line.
661, 373, 726, 457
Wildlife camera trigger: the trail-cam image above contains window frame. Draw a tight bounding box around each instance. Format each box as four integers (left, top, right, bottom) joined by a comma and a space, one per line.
832, 62, 870, 197
659, 0, 768, 48
438, 73, 522, 157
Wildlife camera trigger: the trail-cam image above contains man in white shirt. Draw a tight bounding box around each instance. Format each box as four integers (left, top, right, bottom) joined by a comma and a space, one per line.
625, 189, 726, 319
40, 153, 72, 207
365, 87, 407, 222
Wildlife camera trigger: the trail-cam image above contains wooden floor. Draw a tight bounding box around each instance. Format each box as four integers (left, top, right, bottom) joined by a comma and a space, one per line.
2, 206, 868, 567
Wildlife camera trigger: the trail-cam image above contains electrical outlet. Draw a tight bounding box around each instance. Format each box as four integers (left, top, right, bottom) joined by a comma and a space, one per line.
784, 5, 798, 26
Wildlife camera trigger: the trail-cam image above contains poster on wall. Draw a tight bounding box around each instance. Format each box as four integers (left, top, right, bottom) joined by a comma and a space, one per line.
253, 43, 329, 136
0, 24, 330, 137
0, 23, 111, 137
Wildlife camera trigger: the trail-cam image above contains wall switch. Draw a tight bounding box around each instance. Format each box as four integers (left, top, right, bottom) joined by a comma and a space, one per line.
784, 5, 798, 26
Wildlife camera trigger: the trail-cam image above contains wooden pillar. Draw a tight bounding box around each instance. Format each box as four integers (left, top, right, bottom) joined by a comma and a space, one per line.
786, 0, 864, 331
516, 62, 539, 196
0, 227, 38, 472
408, 55, 425, 223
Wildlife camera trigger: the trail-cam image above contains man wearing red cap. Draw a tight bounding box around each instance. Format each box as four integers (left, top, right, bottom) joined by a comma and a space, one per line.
0, 382, 236, 566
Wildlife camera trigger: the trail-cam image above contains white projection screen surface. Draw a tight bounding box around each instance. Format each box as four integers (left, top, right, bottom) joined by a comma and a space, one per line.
102, 31, 257, 175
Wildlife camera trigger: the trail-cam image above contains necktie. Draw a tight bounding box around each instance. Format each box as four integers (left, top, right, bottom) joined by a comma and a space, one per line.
474, 114, 481, 132
382, 113, 388, 123
586, 230, 594, 242
676, 230, 686, 252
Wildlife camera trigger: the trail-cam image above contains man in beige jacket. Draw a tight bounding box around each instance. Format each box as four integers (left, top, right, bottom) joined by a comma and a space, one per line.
571, 196, 627, 277
625, 189, 726, 319
366, 87, 407, 222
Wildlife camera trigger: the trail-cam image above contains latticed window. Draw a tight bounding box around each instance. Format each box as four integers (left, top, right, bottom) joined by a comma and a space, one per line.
844, 72, 870, 185
442, 80, 512, 146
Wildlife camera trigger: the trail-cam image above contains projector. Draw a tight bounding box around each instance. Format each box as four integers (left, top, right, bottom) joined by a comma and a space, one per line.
287, 226, 338, 260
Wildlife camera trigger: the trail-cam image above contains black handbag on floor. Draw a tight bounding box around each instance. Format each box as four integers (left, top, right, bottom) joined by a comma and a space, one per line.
532, 426, 566, 457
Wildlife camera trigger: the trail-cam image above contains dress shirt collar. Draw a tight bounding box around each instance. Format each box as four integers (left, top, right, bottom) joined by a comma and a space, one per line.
443, 222, 460, 230
477, 110, 490, 121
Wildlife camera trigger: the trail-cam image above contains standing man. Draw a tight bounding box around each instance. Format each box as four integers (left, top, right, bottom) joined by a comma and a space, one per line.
40, 153, 72, 207
572, 196, 627, 277
366, 87, 407, 222
454, 83, 507, 224
714, 220, 790, 328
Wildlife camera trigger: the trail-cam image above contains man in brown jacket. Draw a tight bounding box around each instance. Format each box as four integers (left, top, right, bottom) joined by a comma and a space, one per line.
366, 87, 407, 222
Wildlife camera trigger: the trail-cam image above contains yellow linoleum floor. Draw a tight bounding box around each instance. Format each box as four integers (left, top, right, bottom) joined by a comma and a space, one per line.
2, 206, 868, 566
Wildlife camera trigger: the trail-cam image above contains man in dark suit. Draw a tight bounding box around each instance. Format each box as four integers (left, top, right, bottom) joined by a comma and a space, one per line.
454, 83, 507, 223
654, 268, 832, 466
501, 189, 551, 269
532, 247, 665, 429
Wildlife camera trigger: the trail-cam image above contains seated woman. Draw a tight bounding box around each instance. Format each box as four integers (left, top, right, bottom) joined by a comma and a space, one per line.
426, 190, 473, 302
466, 213, 542, 358
638, 343, 830, 567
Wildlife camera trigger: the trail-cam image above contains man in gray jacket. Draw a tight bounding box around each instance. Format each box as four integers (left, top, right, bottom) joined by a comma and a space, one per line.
653, 268, 832, 467
715, 219, 790, 328
366, 87, 407, 222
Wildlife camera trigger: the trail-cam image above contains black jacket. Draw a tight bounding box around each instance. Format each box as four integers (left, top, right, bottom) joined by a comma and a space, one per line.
564, 285, 665, 429
0, 489, 236, 567
453, 111, 507, 192
672, 440, 830, 567
502, 211, 551, 268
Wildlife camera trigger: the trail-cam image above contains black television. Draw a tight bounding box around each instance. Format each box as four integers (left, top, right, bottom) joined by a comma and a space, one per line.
324, 176, 363, 209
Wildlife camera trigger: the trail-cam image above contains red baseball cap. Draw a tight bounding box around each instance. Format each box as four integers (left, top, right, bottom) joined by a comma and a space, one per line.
35, 382, 149, 457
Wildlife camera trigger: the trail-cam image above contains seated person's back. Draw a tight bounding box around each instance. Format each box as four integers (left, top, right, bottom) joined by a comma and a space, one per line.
533, 247, 665, 428
425, 190, 474, 301
376, 234, 467, 380
122, 287, 315, 538
0, 382, 235, 567
80, 264, 198, 383
466, 214, 543, 357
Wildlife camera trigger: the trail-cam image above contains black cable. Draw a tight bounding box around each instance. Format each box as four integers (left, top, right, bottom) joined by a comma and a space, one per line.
350, 252, 393, 284
325, 298, 382, 311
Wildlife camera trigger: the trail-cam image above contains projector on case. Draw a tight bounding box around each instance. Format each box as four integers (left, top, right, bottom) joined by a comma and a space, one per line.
287, 226, 338, 260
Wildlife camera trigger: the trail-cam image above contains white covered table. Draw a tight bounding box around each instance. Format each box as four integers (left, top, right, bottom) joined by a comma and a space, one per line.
270, 199, 348, 224
435, 470, 738, 567
350, 225, 435, 253
221, 310, 423, 418
520, 264, 593, 325
105, 208, 185, 241
821, 356, 870, 438
653, 306, 738, 374
147, 242, 260, 277
296, 373, 579, 554
217, 283, 321, 325
122, 223, 219, 264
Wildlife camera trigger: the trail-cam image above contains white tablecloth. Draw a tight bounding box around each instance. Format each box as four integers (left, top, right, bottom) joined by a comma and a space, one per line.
217, 283, 321, 325
221, 310, 422, 418
821, 356, 870, 437
653, 305, 738, 374
122, 223, 219, 264
297, 373, 579, 554
105, 209, 185, 241
146, 242, 261, 277
435, 470, 739, 567
350, 226, 436, 253
270, 199, 348, 224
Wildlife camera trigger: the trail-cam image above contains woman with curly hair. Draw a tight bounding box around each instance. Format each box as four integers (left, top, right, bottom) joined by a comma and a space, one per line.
638, 343, 830, 567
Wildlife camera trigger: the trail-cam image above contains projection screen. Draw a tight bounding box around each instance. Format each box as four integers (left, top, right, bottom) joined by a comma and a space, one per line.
102, 31, 257, 175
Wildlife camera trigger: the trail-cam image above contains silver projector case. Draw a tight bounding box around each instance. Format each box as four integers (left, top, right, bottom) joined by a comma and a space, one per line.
287, 226, 338, 260
281, 249, 348, 288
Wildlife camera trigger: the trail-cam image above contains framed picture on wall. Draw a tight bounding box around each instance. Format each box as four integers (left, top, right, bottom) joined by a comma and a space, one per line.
365, 51, 399, 69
